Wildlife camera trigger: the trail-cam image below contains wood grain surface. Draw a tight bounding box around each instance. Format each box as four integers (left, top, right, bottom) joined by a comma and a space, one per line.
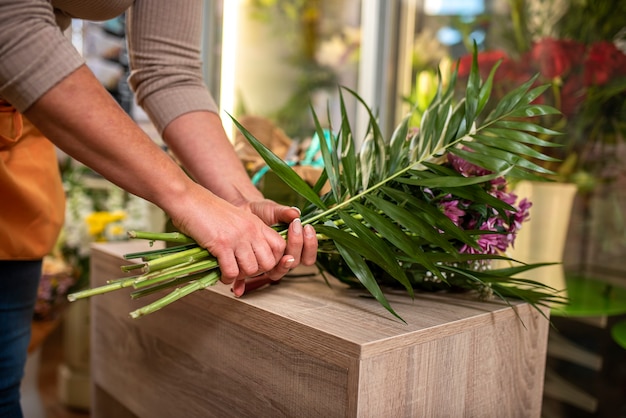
90, 241, 550, 418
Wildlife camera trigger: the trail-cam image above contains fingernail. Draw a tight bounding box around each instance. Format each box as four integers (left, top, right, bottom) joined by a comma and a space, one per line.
304, 224, 315, 238
292, 218, 302, 234
291, 206, 301, 215
284, 257, 295, 269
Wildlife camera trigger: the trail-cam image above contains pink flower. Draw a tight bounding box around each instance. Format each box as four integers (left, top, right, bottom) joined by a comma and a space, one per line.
439, 198, 465, 226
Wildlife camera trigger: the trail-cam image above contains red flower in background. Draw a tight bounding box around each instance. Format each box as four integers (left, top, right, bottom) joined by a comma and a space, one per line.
560, 72, 585, 118
584, 41, 626, 86
458, 38, 626, 121
456, 50, 510, 80
456, 37, 626, 182
530, 38, 585, 79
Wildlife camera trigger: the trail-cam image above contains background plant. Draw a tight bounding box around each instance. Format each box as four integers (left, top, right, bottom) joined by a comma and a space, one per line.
58, 160, 152, 290
244, 0, 360, 138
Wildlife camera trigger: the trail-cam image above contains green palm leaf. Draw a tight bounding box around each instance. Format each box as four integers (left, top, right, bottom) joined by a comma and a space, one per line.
229, 113, 327, 210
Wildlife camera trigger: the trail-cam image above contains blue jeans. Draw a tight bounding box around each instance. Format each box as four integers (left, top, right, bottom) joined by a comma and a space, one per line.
0, 260, 42, 418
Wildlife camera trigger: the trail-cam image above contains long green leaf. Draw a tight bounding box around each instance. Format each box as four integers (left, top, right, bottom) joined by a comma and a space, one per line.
311, 109, 341, 201
380, 186, 478, 248
316, 224, 405, 322
396, 170, 507, 188
478, 127, 563, 147
461, 141, 555, 174
337, 211, 414, 296
477, 60, 501, 116
366, 194, 459, 254
351, 202, 439, 273
488, 75, 538, 119
465, 48, 481, 129
339, 91, 357, 195
229, 113, 326, 209
492, 120, 562, 136
472, 134, 560, 161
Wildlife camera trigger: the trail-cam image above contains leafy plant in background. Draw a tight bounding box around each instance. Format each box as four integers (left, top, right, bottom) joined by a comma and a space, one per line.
245, 0, 360, 138
69, 49, 565, 321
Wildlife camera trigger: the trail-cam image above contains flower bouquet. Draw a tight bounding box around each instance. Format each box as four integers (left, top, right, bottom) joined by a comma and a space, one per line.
34, 255, 75, 320
68, 49, 565, 321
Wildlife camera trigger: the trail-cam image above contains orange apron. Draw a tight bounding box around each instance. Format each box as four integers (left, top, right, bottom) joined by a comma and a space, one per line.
0, 100, 65, 260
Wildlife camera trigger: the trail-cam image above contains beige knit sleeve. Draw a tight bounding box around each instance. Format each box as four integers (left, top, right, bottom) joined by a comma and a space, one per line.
126, 0, 219, 134
0, 0, 84, 112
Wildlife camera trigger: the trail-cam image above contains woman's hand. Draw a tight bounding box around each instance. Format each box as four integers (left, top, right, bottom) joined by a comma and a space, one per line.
167, 183, 317, 298
161, 112, 317, 297
226, 201, 318, 297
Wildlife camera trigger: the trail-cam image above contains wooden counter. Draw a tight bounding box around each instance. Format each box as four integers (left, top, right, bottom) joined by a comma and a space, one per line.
90, 241, 550, 418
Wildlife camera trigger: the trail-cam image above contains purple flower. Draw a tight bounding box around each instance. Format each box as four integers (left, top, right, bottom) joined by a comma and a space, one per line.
439, 199, 465, 226
447, 152, 491, 177
431, 155, 534, 265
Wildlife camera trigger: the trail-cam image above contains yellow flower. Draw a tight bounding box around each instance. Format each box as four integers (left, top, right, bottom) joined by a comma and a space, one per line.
106, 223, 127, 240
85, 211, 127, 240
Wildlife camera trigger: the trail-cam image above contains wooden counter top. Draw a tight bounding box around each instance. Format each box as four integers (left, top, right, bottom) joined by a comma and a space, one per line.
89, 241, 549, 418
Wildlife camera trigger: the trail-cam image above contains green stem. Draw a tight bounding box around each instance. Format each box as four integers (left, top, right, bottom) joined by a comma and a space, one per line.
133, 259, 219, 289
124, 243, 199, 260
67, 276, 137, 301
130, 274, 202, 299
128, 230, 196, 243
132, 247, 209, 273
129, 271, 221, 319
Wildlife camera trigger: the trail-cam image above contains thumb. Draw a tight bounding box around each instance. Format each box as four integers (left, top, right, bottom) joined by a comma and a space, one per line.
275, 205, 301, 224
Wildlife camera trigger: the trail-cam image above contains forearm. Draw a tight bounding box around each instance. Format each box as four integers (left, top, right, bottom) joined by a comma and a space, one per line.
24, 65, 200, 215
162, 111, 264, 207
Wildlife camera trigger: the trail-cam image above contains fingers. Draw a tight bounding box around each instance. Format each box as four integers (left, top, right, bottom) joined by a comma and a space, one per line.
207, 202, 315, 296
265, 254, 296, 282
243, 276, 275, 293
262, 220, 317, 283
232, 277, 246, 297
219, 238, 283, 284
229, 220, 317, 296
247, 201, 300, 226
284, 218, 304, 265
301, 223, 318, 265
280, 206, 301, 223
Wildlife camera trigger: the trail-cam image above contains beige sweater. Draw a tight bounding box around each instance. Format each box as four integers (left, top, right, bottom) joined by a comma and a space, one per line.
0, 0, 218, 134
